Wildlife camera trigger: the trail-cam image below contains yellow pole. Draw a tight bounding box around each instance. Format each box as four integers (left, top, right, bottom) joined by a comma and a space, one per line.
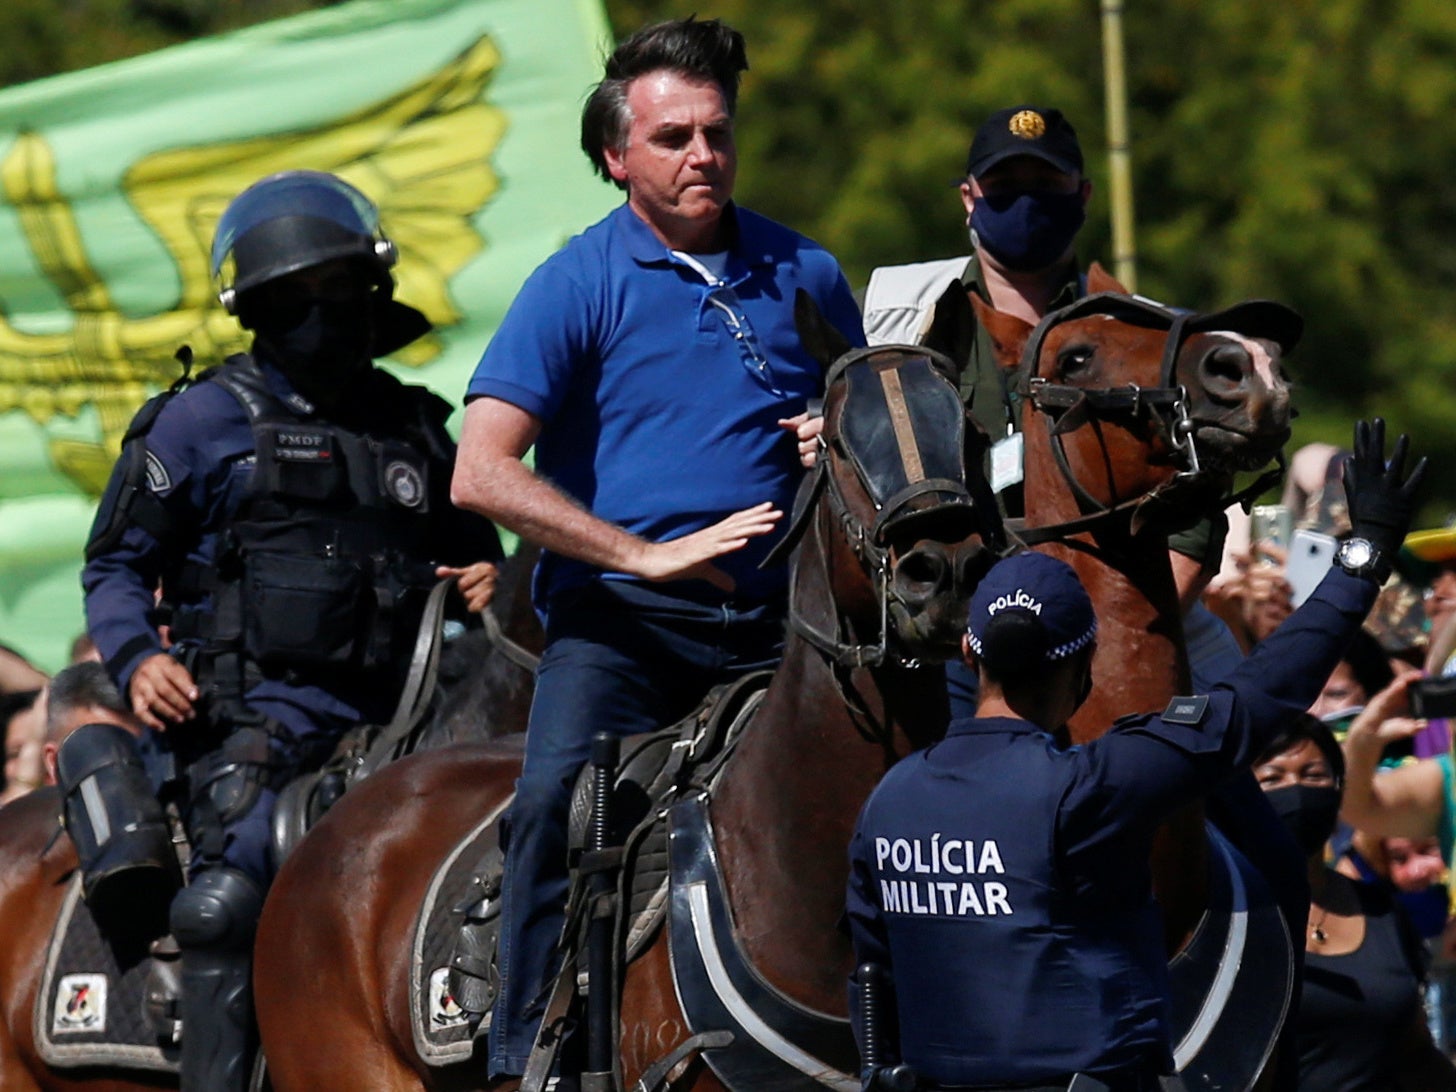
1100, 0, 1138, 291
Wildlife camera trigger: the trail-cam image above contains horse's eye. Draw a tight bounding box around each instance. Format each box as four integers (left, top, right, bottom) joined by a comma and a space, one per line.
1058, 344, 1096, 378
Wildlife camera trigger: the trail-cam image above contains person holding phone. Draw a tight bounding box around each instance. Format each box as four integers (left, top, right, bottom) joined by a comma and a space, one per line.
1339, 670, 1456, 864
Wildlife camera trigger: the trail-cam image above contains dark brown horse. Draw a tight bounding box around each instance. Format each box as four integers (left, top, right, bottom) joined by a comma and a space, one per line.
0, 550, 542, 1092
971, 266, 1298, 1087
252, 300, 1004, 1091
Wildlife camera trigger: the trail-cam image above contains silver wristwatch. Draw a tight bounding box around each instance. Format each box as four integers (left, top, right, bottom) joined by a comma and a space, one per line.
1334, 536, 1385, 581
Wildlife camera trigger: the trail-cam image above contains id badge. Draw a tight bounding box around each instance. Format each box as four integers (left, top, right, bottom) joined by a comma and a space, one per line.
991, 432, 1024, 495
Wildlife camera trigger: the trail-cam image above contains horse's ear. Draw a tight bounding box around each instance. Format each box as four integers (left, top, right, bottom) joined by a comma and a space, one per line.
968, 293, 1034, 374
919, 282, 978, 370
1087, 260, 1130, 296
795, 288, 853, 369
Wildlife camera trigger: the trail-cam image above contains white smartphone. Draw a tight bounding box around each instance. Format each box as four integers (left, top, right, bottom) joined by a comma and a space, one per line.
1286, 529, 1338, 605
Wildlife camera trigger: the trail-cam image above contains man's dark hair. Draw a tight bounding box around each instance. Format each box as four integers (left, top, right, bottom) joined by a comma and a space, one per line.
580, 16, 749, 186
45, 662, 127, 744
1256, 711, 1346, 786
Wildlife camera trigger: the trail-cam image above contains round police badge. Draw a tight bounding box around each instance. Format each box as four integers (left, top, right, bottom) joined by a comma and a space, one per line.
385, 460, 425, 508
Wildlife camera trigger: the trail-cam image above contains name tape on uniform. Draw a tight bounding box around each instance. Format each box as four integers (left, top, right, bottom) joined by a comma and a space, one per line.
1162, 694, 1209, 726
874, 834, 1013, 918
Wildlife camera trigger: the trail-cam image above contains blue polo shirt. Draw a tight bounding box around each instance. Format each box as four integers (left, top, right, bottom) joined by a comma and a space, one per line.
466, 203, 864, 609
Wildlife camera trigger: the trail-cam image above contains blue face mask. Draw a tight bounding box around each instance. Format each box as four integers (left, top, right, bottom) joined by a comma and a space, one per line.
970, 189, 1086, 273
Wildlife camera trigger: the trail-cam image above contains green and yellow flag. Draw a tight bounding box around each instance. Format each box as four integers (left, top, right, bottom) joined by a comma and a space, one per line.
0, 0, 620, 671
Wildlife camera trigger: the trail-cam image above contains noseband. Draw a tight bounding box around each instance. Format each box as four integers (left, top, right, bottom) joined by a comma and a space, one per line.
767, 344, 995, 669
1014, 292, 1298, 545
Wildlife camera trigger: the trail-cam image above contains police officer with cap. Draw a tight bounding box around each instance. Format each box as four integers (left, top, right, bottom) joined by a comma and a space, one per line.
860, 104, 1088, 444
846, 420, 1423, 1092
76, 170, 502, 1091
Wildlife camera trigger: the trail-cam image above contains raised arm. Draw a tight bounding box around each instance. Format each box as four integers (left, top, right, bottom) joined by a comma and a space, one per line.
1341, 671, 1447, 840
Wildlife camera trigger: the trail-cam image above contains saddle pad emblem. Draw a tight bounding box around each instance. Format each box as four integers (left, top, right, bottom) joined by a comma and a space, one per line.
429, 968, 468, 1030
53, 973, 108, 1034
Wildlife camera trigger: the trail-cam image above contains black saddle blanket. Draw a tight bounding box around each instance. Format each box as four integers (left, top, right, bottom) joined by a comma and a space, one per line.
409, 797, 511, 1067
34, 876, 178, 1074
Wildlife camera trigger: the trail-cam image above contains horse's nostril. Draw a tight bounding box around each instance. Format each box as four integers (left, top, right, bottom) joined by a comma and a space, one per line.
956, 548, 992, 594
1201, 345, 1250, 388
893, 548, 950, 600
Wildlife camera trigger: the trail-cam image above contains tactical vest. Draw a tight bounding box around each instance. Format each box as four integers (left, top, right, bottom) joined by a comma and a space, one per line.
168, 356, 446, 689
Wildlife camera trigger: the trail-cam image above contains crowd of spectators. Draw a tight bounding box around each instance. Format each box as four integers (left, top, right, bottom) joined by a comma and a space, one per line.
1206, 440, 1456, 1081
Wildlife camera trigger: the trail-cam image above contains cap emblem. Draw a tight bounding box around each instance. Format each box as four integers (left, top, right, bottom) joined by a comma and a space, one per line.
1008, 110, 1046, 140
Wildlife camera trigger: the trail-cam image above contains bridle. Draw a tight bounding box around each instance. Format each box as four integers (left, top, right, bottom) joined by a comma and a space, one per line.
1011, 292, 1298, 546
765, 344, 999, 670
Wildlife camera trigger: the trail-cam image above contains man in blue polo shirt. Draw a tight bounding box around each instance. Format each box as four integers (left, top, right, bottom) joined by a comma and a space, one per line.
451, 16, 863, 1084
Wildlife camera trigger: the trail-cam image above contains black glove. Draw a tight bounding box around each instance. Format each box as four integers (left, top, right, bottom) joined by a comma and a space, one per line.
1341, 417, 1426, 562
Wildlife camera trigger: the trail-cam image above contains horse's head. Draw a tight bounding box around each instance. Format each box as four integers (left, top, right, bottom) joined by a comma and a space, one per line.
973, 265, 1299, 522
781, 291, 1004, 665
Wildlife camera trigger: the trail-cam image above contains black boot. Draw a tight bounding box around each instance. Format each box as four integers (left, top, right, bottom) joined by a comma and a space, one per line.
170, 868, 264, 1092
178, 946, 256, 1091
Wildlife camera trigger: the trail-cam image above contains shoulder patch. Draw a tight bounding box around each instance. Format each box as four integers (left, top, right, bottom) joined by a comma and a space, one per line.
1162, 694, 1210, 726
144, 451, 173, 494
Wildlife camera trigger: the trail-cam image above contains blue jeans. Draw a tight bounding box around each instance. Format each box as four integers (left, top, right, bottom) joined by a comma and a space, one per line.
488, 579, 784, 1077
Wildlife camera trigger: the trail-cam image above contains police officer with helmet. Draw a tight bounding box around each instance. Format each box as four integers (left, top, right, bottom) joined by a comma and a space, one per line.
846, 419, 1422, 1092
76, 170, 503, 1091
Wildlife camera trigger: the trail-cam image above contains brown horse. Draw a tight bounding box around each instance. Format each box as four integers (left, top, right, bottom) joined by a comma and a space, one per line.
971, 267, 1298, 1087
252, 299, 1004, 1091
0, 550, 542, 1092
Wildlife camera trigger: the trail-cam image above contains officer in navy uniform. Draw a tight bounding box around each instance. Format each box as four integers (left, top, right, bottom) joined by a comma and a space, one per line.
845, 419, 1422, 1092
72, 170, 502, 1092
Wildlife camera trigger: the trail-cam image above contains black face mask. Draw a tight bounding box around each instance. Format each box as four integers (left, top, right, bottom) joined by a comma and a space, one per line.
261, 298, 372, 368
253, 295, 376, 408
1264, 783, 1342, 856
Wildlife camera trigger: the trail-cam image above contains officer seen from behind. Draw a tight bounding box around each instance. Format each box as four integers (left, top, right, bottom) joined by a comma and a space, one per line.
76, 170, 503, 1092
846, 420, 1422, 1092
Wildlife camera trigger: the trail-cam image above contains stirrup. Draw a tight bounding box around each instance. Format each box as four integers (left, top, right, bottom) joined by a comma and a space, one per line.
448, 868, 504, 1021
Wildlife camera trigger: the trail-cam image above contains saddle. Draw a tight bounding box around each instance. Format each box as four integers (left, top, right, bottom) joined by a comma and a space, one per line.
34, 861, 185, 1074
412, 672, 772, 1069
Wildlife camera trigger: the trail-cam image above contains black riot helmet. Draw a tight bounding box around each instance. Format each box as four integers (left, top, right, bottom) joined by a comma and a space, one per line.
211, 170, 429, 357
211, 170, 397, 316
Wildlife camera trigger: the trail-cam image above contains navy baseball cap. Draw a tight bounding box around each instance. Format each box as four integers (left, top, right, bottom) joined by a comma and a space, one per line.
967, 552, 1097, 669
965, 106, 1083, 179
